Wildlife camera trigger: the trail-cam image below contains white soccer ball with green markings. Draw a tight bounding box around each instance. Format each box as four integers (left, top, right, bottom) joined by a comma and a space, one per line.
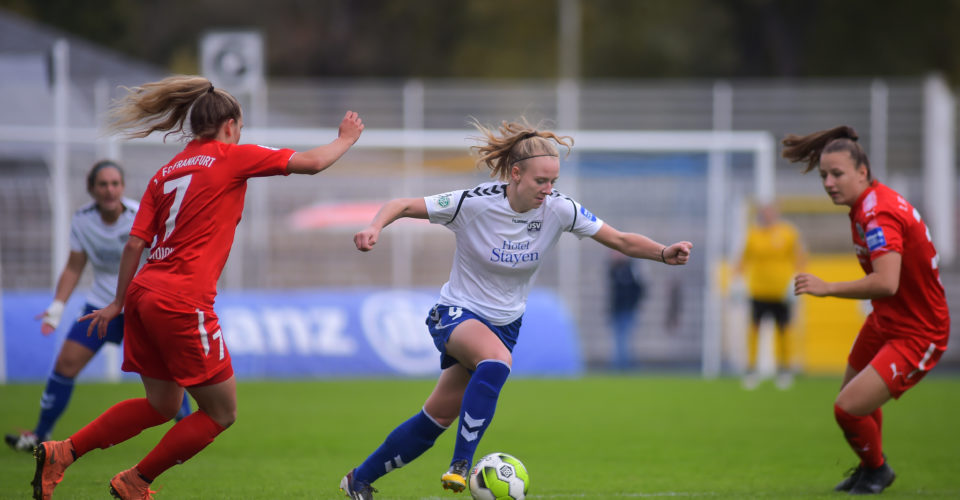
469, 452, 530, 500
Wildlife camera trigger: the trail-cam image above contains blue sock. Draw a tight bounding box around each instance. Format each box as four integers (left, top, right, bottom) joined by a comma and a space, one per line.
452, 360, 510, 467
355, 409, 447, 484
174, 393, 192, 422
34, 371, 75, 440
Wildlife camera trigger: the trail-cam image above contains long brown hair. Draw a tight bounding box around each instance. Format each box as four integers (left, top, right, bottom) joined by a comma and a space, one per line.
781, 125, 871, 179
470, 118, 573, 181
109, 75, 242, 141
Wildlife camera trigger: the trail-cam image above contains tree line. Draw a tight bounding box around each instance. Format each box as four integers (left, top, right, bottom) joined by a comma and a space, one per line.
4, 0, 960, 81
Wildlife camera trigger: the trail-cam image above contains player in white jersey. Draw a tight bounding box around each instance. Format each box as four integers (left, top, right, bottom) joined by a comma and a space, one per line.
5, 161, 191, 453
340, 119, 693, 499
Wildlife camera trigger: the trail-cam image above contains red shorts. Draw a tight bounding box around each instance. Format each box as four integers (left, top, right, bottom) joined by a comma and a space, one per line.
123, 283, 233, 387
848, 314, 946, 399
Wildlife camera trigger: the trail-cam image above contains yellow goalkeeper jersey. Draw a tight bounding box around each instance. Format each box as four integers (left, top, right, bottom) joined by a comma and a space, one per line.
740, 221, 804, 301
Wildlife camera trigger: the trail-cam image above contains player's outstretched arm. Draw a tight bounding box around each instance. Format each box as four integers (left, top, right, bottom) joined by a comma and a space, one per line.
591, 223, 693, 265
354, 197, 428, 252
287, 111, 364, 175
795, 251, 900, 299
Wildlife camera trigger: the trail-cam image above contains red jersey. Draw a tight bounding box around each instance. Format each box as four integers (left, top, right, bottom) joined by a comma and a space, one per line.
130, 139, 295, 309
848, 180, 950, 344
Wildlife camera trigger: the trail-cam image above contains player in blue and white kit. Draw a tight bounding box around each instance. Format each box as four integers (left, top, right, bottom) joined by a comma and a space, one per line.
340, 120, 693, 499
5, 161, 191, 453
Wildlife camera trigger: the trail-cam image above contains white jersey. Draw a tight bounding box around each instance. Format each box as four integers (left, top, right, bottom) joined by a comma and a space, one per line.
68, 197, 139, 308
425, 181, 603, 325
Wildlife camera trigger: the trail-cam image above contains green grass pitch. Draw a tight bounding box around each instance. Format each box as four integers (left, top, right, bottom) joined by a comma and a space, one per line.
1, 375, 958, 499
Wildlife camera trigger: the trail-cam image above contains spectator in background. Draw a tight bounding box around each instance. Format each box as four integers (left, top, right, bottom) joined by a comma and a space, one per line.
5, 161, 191, 455
736, 201, 806, 390
607, 251, 646, 370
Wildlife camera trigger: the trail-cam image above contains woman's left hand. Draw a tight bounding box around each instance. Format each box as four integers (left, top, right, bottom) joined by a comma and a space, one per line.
794, 272, 829, 297
79, 302, 121, 339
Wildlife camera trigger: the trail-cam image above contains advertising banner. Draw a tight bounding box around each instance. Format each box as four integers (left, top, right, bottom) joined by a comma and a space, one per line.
1, 288, 582, 382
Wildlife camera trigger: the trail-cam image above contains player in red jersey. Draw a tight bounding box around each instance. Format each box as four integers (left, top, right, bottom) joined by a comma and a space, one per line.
783, 125, 949, 495
30, 75, 363, 500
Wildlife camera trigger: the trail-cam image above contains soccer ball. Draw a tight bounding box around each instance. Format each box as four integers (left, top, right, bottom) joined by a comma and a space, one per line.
469, 452, 530, 500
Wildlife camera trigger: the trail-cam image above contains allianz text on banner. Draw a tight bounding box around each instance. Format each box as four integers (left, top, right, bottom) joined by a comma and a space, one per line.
1, 288, 583, 381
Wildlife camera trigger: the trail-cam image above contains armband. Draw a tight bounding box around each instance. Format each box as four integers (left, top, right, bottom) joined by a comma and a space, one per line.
43, 300, 66, 329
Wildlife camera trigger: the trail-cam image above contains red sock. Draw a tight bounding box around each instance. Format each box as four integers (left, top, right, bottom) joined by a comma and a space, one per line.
136, 410, 225, 480
70, 398, 170, 458
870, 407, 883, 432
870, 407, 883, 457
834, 404, 884, 468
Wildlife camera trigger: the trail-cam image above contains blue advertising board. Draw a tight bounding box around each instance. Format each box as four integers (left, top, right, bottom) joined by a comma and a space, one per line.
1, 288, 583, 382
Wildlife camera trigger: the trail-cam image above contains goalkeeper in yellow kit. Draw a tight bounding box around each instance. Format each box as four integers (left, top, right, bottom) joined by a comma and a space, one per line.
736, 202, 806, 389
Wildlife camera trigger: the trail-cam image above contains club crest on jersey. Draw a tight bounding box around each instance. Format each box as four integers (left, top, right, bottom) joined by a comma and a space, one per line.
580, 205, 597, 222
527, 220, 542, 233
865, 226, 886, 251
436, 194, 451, 208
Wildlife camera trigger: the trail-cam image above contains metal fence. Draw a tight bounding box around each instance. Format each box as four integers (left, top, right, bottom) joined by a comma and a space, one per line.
1, 73, 957, 371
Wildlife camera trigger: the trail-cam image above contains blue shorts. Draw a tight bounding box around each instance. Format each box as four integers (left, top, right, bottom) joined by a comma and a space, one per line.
65, 304, 124, 352
425, 304, 522, 369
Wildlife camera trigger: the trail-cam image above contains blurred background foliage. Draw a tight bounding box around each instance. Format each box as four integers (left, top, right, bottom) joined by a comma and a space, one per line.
3, 0, 960, 80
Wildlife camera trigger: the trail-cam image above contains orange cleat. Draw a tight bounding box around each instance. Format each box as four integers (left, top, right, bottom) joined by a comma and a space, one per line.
31, 439, 75, 500
109, 467, 156, 500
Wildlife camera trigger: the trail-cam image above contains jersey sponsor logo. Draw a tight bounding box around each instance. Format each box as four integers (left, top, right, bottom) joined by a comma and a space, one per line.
865, 226, 886, 252
148, 246, 174, 260
490, 239, 540, 267
580, 205, 597, 222
527, 220, 542, 232
512, 218, 528, 224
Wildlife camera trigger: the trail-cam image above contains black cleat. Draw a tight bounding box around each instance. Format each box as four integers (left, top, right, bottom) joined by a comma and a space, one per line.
835, 465, 864, 492
849, 461, 896, 495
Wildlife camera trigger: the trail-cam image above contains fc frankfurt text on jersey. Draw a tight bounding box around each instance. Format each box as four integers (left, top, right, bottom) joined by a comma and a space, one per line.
161, 154, 217, 177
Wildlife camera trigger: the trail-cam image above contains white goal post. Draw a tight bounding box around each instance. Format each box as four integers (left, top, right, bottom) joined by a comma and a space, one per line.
0, 125, 775, 379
